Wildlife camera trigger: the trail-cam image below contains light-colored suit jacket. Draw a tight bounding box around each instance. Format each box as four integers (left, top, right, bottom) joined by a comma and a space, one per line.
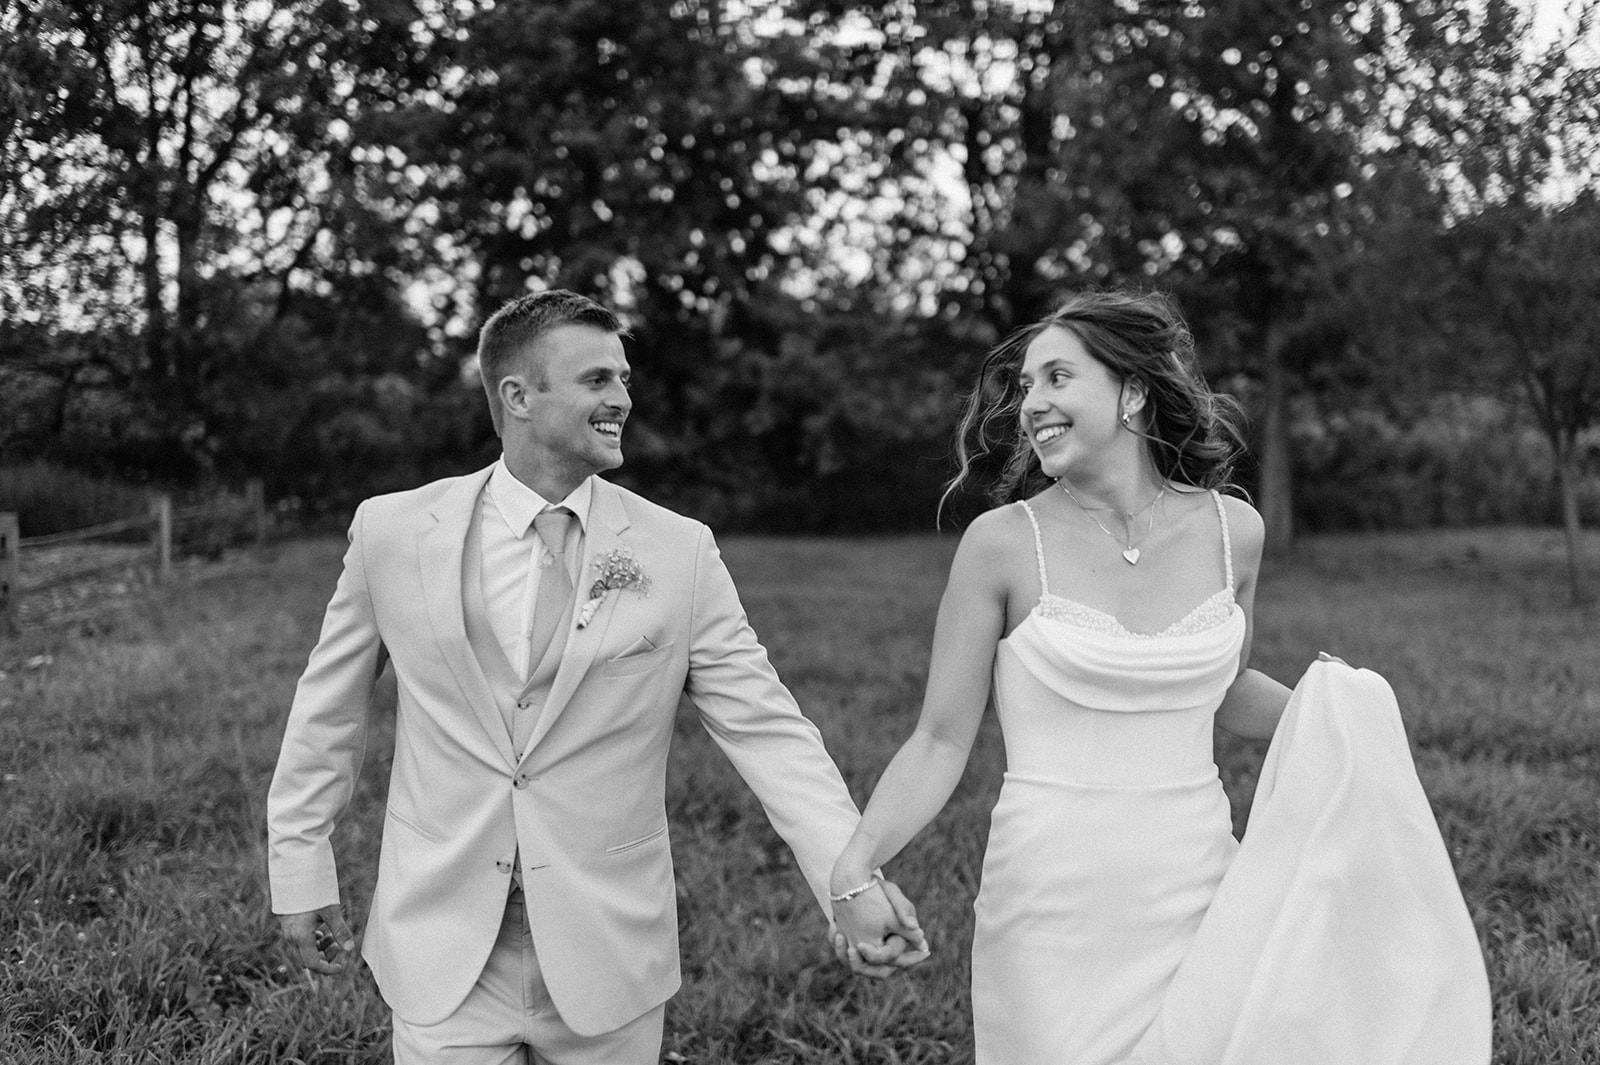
267, 467, 861, 1034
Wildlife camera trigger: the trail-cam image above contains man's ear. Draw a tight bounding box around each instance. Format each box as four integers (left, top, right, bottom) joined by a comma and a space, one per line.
498, 373, 529, 423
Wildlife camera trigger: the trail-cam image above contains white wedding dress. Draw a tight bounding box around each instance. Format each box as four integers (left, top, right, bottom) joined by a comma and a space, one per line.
970, 493, 1490, 1065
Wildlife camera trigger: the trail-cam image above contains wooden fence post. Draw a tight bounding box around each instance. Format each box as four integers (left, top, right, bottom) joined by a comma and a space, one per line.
150, 494, 172, 581
245, 477, 267, 546
0, 513, 18, 636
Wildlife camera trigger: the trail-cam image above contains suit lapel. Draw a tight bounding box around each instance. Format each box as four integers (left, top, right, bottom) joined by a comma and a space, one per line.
418, 465, 517, 765
520, 477, 632, 760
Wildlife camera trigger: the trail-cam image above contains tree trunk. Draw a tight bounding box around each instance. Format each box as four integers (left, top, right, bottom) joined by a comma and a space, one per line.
174, 214, 202, 404
142, 208, 168, 385
1553, 444, 1593, 606
1260, 320, 1294, 554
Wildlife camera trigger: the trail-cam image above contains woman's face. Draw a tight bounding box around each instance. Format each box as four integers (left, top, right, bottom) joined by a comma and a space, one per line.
1017, 325, 1132, 480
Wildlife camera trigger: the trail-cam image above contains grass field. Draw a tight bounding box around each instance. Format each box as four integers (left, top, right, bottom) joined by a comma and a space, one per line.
1, 526, 1597, 1063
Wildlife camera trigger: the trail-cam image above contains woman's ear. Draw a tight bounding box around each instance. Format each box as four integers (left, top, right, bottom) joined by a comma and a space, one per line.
1120, 378, 1149, 424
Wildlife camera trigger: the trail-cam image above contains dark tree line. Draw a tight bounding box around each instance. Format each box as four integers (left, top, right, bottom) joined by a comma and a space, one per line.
2, 0, 1597, 591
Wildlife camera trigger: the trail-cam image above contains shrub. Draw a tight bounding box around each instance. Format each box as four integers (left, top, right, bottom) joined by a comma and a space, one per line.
0, 461, 154, 538
1293, 394, 1600, 532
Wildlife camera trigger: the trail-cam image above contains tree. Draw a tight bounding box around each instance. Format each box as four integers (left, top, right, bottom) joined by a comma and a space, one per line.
1418, 201, 1600, 604
0, 0, 438, 472
776, 0, 1426, 547
383, 0, 960, 521
1062, 0, 1392, 551
1481, 201, 1600, 603
1343, 0, 1600, 601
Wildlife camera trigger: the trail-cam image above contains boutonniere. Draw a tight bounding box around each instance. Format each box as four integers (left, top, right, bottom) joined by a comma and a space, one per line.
576, 546, 651, 628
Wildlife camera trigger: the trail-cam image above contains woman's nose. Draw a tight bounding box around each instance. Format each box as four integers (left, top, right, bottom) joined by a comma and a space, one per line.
1020, 381, 1047, 414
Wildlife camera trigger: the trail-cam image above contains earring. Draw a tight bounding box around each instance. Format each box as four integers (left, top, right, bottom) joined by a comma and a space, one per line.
1120, 410, 1131, 426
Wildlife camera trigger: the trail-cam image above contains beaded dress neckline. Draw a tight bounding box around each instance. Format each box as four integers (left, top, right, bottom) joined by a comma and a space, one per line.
1033, 587, 1236, 640
1011, 489, 1238, 642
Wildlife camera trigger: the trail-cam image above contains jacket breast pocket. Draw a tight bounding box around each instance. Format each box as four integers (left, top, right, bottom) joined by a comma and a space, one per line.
600, 641, 676, 679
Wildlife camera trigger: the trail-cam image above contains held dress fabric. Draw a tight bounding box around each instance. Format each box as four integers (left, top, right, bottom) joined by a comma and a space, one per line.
971, 493, 1491, 1065
972, 492, 1246, 1065
1127, 661, 1492, 1065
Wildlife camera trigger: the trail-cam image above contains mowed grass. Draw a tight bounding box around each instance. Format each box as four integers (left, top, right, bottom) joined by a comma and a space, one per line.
0, 526, 1596, 1063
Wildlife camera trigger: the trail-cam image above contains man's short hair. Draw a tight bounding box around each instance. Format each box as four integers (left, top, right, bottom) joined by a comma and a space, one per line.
477, 290, 623, 435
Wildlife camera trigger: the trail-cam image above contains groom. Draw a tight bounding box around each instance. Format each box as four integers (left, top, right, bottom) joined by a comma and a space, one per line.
266, 290, 925, 1062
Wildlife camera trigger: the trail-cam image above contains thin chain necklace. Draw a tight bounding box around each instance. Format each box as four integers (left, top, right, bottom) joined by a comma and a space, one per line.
1057, 481, 1165, 565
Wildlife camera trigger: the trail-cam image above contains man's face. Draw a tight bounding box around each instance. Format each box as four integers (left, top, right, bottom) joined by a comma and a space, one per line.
510, 324, 632, 481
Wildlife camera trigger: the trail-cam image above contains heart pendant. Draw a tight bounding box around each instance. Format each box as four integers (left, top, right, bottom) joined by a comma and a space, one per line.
1122, 547, 1141, 565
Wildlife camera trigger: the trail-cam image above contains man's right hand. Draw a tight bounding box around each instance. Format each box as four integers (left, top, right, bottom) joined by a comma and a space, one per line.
278, 904, 357, 976
830, 878, 931, 979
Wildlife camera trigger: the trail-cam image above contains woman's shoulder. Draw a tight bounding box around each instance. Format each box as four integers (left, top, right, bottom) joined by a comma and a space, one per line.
1214, 491, 1263, 533
946, 503, 1035, 603
952, 501, 1036, 570
1214, 491, 1265, 563
962, 499, 1036, 544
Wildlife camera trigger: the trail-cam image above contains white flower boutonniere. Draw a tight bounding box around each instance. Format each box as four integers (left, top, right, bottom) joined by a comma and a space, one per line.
576, 547, 651, 628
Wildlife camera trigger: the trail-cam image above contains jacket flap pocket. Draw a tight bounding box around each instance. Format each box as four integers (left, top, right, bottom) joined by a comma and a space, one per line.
604, 822, 668, 854
385, 804, 439, 843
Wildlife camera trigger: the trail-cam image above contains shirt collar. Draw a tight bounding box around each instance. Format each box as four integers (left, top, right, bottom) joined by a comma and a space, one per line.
486, 457, 592, 538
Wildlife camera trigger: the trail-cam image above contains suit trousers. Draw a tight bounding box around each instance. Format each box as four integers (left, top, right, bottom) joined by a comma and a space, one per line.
390, 888, 665, 1065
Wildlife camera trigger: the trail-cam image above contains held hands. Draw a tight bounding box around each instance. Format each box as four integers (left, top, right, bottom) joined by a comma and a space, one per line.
829, 876, 931, 979
278, 904, 357, 976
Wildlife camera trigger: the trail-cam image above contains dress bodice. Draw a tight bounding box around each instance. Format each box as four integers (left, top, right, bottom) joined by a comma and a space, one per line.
992, 491, 1246, 786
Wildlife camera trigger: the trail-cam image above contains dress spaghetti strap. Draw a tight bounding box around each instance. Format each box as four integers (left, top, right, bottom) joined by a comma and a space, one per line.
1019, 500, 1050, 598
1210, 490, 1234, 593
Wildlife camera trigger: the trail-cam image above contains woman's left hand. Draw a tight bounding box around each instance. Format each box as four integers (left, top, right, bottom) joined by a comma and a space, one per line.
829, 879, 931, 978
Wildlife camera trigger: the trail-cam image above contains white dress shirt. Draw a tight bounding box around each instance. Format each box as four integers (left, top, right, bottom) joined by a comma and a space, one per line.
479, 458, 592, 680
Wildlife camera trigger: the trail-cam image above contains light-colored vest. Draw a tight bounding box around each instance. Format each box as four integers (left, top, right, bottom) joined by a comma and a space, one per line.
461, 504, 577, 756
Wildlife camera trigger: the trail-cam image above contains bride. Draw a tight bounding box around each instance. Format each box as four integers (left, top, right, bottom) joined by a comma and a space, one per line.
828, 290, 1490, 1064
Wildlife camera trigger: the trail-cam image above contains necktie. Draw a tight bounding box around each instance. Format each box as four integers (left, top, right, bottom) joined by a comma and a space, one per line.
526, 507, 576, 674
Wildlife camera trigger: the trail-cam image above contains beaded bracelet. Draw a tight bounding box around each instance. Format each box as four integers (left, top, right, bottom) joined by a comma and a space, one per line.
828, 870, 884, 903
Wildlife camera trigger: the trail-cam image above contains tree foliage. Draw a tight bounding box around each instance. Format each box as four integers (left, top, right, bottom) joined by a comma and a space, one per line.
1344, 0, 1600, 600
2, 0, 1596, 541
768, 0, 1426, 546
379, 0, 974, 525
1428, 199, 1600, 603
0, 0, 442, 478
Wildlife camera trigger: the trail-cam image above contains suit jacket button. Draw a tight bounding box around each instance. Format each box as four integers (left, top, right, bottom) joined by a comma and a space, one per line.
495, 860, 511, 873
514, 774, 530, 790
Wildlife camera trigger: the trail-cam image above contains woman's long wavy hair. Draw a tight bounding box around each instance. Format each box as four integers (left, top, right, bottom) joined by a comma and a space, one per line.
941, 289, 1248, 518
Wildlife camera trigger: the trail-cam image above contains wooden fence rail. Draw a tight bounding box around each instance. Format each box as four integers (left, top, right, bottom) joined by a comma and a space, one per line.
0, 478, 266, 636
18, 513, 154, 549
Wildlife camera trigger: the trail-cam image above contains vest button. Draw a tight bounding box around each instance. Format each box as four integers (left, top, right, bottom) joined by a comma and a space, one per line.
516, 700, 531, 710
